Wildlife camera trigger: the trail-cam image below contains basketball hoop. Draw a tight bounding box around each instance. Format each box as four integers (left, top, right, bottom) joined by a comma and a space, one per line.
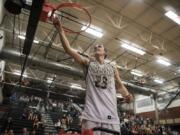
40, 2, 92, 34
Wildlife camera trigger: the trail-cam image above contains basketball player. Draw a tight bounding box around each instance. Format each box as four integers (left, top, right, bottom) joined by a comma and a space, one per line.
53, 18, 133, 134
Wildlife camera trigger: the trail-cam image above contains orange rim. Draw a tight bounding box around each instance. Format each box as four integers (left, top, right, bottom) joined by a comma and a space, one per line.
52, 2, 92, 34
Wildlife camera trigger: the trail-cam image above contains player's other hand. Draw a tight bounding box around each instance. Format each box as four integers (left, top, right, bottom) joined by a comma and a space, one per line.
124, 93, 133, 103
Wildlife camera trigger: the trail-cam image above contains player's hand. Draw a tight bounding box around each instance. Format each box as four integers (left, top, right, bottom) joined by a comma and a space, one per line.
52, 17, 62, 30
124, 93, 133, 103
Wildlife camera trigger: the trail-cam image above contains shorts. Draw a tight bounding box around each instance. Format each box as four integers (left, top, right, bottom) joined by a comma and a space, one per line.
81, 120, 120, 135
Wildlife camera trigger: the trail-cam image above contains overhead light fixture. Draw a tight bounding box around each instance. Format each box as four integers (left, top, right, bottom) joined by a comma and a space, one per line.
150, 89, 156, 93
158, 91, 166, 95
81, 25, 103, 38
70, 83, 85, 90
18, 35, 25, 39
47, 80, 52, 83
46, 78, 53, 83
130, 69, 143, 77
121, 43, 146, 55
116, 65, 125, 70
25, 0, 32, 5
177, 68, 180, 73
156, 57, 171, 66
154, 78, 164, 84
18, 35, 39, 44
33, 40, 39, 44
165, 11, 180, 25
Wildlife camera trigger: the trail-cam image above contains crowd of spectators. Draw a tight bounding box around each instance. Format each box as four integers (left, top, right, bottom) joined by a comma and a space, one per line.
18, 95, 81, 115
2, 107, 43, 135
120, 112, 177, 135
7, 94, 81, 133
2, 94, 179, 135
3, 117, 14, 135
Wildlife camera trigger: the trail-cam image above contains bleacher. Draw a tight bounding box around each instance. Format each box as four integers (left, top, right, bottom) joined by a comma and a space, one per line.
69, 117, 81, 130
49, 111, 63, 124
0, 94, 83, 135
41, 112, 57, 135
0, 105, 44, 134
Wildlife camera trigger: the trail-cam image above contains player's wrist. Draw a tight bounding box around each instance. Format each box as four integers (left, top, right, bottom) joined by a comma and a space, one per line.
124, 93, 133, 103
124, 93, 130, 97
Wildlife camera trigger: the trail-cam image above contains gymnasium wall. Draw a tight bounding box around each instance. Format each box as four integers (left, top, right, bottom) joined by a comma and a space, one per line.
134, 95, 180, 124
135, 95, 180, 113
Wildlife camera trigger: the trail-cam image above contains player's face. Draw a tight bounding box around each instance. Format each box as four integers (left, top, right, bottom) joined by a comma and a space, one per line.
94, 44, 105, 58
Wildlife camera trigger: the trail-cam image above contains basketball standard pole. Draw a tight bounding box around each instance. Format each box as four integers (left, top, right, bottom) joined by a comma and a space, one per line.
20, 0, 44, 83
154, 95, 159, 124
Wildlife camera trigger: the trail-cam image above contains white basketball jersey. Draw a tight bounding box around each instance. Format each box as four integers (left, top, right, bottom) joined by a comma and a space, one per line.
81, 60, 120, 124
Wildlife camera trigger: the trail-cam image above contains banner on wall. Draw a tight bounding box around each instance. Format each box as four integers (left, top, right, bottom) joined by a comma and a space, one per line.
135, 96, 155, 114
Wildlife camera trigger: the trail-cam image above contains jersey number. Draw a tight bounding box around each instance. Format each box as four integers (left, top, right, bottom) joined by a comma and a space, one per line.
95, 75, 107, 89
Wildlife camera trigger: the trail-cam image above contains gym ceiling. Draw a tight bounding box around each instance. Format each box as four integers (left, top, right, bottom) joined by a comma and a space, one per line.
1, 0, 180, 98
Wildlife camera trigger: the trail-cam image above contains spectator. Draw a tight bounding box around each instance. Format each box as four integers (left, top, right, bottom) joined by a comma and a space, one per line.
9, 129, 14, 135
21, 109, 27, 120
31, 130, 36, 135
55, 119, 61, 132
28, 110, 33, 120
4, 117, 13, 132
61, 114, 68, 130
33, 117, 39, 130
22, 128, 29, 135
3, 129, 14, 135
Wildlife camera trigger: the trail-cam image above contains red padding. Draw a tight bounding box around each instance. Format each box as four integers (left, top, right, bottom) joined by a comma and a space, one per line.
82, 129, 94, 135
40, 3, 55, 22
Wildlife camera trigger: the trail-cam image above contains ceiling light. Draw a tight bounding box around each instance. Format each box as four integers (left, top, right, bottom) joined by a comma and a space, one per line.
47, 80, 52, 83
25, 0, 32, 5
154, 78, 164, 84
130, 69, 143, 77
150, 89, 156, 93
33, 40, 39, 44
116, 65, 126, 70
177, 68, 180, 73
71, 83, 81, 87
18, 35, 25, 40
18, 35, 39, 44
165, 11, 180, 25
153, 45, 159, 49
71, 83, 81, 88
81, 25, 103, 38
158, 92, 166, 96
46, 78, 53, 83
121, 43, 146, 55
156, 58, 171, 66
70, 83, 85, 90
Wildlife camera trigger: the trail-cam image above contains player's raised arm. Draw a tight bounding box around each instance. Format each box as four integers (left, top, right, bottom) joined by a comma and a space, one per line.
52, 17, 89, 66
